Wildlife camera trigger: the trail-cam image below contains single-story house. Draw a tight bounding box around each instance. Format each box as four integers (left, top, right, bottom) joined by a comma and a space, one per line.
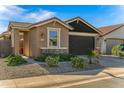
0, 31, 11, 40
5, 17, 101, 58
99, 24, 124, 54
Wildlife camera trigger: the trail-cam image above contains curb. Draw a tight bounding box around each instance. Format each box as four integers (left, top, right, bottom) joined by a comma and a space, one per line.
58, 73, 124, 88
0, 68, 124, 88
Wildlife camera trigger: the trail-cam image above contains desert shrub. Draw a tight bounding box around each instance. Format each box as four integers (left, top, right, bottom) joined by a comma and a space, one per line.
34, 53, 77, 62
70, 56, 85, 68
5, 55, 27, 66
58, 53, 77, 61
45, 56, 60, 67
111, 45, 122, 56
5, 54, 15, 62
87, 50, 98, 58
118, 51, 124, 58
34, 54, 49, 62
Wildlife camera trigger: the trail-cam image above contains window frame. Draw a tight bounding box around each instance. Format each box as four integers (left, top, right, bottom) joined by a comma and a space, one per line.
47, 27, 61, 48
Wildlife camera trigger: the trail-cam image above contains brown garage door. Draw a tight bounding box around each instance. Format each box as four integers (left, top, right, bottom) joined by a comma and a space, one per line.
69, 35, 95, 55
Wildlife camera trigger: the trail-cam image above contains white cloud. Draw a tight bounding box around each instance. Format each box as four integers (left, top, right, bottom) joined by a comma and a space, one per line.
0, 5, 25, 20
0, 5, 25, 13
25, 10, 55, 22
0, 5, 56, 33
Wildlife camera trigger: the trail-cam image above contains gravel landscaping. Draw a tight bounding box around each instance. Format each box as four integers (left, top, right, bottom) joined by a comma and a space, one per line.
41, 62, 104, 74
0, 58, 104, 80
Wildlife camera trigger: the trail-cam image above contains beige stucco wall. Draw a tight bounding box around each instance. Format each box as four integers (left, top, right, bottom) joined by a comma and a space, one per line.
29, 27, 39, 57
29, 21, 69, 57
13, 29, 20, 55
23, 32, 30, 56
36, 21, 69, 48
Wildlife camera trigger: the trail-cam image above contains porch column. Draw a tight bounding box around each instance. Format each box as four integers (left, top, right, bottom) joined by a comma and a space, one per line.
13, 29, 20, 55
101, 38, 106, 54
23, 32, 30, 56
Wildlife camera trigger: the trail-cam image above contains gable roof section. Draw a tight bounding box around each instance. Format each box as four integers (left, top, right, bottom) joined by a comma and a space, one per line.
8, 17, 73, 30
0, 31, 10, 36
29, 17, 73, 30
99, 23, 124, 36
65, 17, 102, 34
9, 21, 32, 28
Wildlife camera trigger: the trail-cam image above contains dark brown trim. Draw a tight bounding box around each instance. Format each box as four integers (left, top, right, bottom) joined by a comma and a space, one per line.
65, 17, 102, 35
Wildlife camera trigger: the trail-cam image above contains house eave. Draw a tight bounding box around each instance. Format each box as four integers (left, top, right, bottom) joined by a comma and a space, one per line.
65, 17, 102, 35
69, 32, 98, 37
28, 18, 74, 30
11, 26, 30, 31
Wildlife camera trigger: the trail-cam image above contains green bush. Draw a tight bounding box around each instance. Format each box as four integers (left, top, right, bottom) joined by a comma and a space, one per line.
34, 54, 49, 62
58, 53, 77, 61
118, 51, 124, 58
5, 55, 27, 66
71, 56, 85, 68
34, 53, 77, 62
5, 54, 15, 62
111, 45, 122, 56
45, 56, 60, 67
87, 50, 98, 58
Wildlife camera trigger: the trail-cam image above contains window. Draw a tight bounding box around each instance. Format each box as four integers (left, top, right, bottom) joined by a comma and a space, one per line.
48, 28, 60, 48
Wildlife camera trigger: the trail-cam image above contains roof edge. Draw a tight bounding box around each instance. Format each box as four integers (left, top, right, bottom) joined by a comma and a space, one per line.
65, 16, 102, 35
101, 25, 124, 36
28, 17, 74, 30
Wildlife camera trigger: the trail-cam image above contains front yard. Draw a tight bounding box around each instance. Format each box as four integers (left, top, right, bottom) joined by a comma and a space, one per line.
0, 58, 48, 80
0, 55, 104, 80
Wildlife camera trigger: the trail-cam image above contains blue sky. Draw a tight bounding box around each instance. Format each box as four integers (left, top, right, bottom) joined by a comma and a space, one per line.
0, 5, 124, 33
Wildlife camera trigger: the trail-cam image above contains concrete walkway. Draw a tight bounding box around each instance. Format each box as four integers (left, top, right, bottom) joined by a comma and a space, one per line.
0, 67, 124, 88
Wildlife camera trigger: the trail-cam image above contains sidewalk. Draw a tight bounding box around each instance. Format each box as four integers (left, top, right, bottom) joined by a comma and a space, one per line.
0, 67, 124, 88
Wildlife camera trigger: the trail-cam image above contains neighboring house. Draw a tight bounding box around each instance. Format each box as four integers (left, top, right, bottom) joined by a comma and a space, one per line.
0, 31, 12, 57
0, 31, 11, 40
6, 17, 100, 58
99, 24, 124, 54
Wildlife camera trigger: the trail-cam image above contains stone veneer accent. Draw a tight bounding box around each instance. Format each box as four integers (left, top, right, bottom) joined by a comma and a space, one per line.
41, 49, 68, 54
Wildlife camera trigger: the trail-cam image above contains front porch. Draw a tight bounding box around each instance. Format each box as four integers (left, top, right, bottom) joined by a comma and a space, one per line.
11, 29, 30, 57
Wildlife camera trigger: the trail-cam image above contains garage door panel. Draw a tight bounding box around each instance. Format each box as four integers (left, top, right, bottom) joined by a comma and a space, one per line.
69, 35, 94, 55
106, 39, 124, 54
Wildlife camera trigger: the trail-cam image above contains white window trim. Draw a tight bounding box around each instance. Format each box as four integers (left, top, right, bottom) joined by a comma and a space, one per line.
47, 27, 61, 49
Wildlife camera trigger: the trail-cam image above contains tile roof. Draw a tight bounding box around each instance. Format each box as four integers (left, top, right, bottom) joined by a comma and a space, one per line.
0, 31, 11, 37
29, 17, 73, 29
10, 21, 32, 28
99, 23, 124, 36
9, 17, 73, 30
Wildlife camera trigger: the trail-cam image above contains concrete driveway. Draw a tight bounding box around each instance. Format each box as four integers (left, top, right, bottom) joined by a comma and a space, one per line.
100, 56, 124, 68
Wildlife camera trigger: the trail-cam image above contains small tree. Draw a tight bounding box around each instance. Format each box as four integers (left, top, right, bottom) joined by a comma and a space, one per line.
87, 50, 99, 64
111, 45, 121, 56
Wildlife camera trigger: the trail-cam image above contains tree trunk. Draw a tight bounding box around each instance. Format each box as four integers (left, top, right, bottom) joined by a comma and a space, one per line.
89, 57, 92, 64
